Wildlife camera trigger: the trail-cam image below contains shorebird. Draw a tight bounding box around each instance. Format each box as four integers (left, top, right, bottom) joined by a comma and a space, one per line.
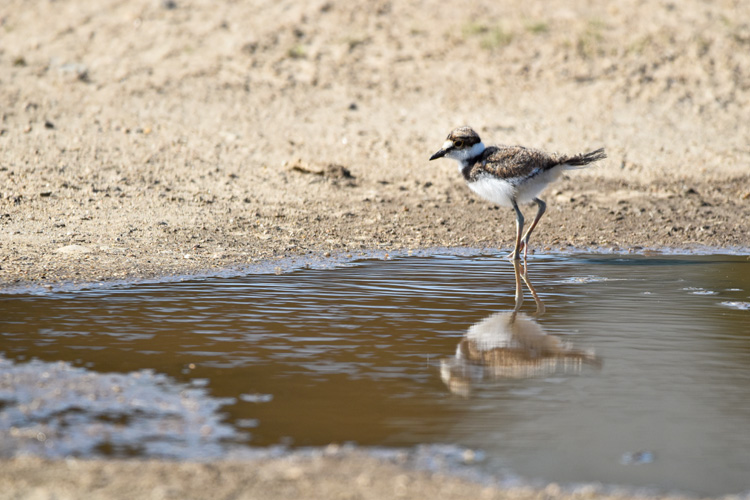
429, 126, 606, 262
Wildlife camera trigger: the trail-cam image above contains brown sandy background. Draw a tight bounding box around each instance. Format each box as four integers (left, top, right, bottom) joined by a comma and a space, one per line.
0, 0, 749, 497
2, 0, 749, 288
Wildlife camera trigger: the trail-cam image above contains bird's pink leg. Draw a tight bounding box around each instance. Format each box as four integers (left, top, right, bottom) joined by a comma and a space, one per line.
507, 201, 524, 261
520, 198, 546, 264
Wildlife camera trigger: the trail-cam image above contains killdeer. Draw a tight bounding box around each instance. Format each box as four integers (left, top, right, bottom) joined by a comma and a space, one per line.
429, 126, 606, 261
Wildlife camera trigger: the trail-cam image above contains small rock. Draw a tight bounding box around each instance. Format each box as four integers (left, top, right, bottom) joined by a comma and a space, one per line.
544, 483, 562, 496
54, 245, 91, 255
462, 449, 477, 464
325, 164, 354, 179
58, 62, 89, 82
283, 466, 304, 480
241, 41, 258, 55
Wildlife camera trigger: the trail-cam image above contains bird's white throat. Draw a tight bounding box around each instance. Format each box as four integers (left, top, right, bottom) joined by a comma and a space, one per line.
446, 142, 485, 170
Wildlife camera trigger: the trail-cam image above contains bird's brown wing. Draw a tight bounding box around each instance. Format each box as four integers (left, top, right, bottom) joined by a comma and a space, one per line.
471, 146, 560, 180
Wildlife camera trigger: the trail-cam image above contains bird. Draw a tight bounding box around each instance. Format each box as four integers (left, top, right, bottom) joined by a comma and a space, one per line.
429, 126, 606, 262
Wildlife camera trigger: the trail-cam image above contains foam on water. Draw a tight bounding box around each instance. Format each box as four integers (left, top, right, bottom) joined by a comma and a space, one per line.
0, 356, 242, 458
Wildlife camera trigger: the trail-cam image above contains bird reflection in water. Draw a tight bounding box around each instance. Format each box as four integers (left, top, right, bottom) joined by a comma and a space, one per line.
441, 260, 601, 396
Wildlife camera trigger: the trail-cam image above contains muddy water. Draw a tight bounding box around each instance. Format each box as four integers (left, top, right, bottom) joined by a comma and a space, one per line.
1, 253, 749, 496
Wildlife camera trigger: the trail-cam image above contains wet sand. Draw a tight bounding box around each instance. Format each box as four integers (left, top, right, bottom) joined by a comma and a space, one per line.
0, 452, 700, 500
1, 0, 748, 497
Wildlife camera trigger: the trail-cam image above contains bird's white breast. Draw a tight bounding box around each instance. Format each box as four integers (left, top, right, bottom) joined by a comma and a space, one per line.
468, 168, 563, 207
467, 175, 517, 208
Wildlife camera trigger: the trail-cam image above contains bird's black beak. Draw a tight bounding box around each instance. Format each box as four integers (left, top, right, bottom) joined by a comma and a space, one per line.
429, 149, 447, 161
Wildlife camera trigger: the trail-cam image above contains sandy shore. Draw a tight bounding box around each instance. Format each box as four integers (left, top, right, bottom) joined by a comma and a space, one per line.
2, 0, 749, 289
1, 0, 748, 497
0, 452, 703, 500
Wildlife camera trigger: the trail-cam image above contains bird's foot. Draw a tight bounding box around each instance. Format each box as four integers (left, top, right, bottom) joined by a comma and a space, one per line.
506, 251, 519, 261
506, 242, 525, 261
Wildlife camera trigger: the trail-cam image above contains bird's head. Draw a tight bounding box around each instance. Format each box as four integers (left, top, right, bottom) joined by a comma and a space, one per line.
429, 126, 485, 163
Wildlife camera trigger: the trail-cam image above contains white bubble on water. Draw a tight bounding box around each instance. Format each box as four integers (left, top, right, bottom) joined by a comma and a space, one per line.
720, 301, 750, 311
0, 355, 243, 459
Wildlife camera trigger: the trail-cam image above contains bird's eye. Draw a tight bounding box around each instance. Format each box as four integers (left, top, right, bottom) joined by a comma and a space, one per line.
453, 140, 464, 148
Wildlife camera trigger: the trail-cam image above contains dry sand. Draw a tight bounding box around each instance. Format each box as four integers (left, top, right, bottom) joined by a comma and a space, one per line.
1, 0, 749, 497
2, 0, 749, 288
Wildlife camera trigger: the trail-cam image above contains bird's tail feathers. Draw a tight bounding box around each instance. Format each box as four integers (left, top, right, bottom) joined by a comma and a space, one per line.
561, 148, 606, 169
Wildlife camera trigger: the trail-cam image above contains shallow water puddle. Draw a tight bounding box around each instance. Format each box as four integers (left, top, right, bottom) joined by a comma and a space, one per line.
1, 253, 749, 496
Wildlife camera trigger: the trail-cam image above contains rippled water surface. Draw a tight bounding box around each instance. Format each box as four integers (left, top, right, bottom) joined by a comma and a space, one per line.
1, 253, 749, 496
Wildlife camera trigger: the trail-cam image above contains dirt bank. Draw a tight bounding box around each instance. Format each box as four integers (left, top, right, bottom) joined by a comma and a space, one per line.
1, 0, 749, 288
